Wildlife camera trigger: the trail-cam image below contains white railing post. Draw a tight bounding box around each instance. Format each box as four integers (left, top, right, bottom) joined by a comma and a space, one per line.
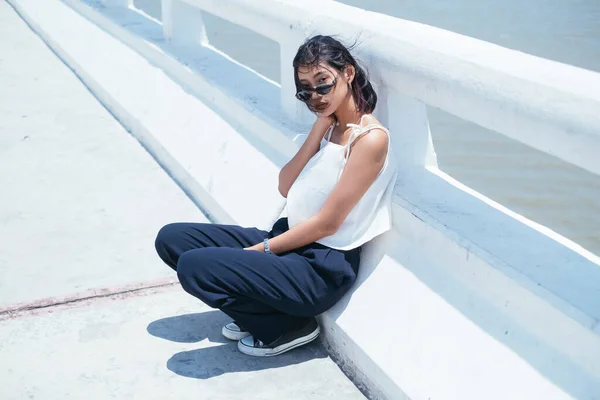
161, 0, 208, 46
161, 0, 173, 40
280, 37, 312, 123
382, 89, 438, 168
101, 0, 132, 7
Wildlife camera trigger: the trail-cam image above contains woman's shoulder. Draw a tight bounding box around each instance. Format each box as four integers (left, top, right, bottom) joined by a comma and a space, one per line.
353, 115, 389, 143
361, 114, 388, 131
349, 127, 388, 164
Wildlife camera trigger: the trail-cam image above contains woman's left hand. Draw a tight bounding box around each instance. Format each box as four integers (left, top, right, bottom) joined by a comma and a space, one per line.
243, 244, 264, 252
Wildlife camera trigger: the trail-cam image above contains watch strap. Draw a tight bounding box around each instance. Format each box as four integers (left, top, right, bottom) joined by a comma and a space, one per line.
263, 238, 272, 254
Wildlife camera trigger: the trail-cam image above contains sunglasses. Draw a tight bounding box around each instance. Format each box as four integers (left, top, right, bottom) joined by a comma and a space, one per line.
295, 77, 338, 102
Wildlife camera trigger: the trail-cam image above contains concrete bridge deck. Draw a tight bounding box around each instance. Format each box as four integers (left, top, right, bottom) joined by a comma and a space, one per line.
0, 2, 365, 398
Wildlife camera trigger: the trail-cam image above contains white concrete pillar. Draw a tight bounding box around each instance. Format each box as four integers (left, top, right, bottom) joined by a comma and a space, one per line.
382, 89, 438, 168
161, 0, 174, 40
280, 38, 312, 124
101, 0, 132, 7
161, 0, 207, 45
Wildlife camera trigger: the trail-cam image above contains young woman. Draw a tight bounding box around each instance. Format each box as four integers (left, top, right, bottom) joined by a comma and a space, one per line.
155, 35, 398, 357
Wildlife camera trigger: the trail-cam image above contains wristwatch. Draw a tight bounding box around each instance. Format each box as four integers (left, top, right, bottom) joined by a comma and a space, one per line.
263, 238, 272, 254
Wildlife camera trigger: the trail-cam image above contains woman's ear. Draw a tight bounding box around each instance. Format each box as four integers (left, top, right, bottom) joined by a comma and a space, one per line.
345, 65, 356, 85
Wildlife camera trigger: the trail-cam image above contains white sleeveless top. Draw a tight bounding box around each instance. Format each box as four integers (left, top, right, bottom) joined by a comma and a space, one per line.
286, 115, 398, 250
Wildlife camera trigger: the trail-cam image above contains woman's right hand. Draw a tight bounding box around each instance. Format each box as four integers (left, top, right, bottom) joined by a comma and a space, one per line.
312, 114, 336, 139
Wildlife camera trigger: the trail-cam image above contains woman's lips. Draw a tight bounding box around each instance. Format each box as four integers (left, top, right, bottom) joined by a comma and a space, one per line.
314, 103, 328, 111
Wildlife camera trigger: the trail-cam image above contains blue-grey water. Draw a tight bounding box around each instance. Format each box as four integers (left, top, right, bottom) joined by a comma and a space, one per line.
135, 0, 600, 256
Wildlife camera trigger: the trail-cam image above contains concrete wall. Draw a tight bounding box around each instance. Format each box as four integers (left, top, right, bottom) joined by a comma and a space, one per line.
10, 0, 600, 398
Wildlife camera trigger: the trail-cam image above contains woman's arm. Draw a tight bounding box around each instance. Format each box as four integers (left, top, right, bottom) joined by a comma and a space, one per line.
247, 128, 389, 254
278, 115, 334, 198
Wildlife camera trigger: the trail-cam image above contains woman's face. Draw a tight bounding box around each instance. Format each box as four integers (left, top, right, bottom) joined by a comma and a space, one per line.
296, 62, 352, 116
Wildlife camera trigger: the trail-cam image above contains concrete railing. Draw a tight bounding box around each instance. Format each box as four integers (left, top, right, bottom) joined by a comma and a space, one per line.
155, 0, 600, 177
25, 0, 600, 398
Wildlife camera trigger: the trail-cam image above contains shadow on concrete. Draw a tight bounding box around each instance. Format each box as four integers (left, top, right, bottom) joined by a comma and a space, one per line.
148, 311, 328, 379
396, 250, 600, 398
167, 341, 326, 379
325, 234, 387, 321
147, 310, 230, 344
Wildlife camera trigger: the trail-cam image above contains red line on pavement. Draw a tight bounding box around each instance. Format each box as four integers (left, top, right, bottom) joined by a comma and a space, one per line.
0, 277, 179, 320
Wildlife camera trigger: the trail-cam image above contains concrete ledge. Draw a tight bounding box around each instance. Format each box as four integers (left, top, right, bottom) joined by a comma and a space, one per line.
11, 0, 600, 399
322, 170, 600, 399
398, 169, 600, 329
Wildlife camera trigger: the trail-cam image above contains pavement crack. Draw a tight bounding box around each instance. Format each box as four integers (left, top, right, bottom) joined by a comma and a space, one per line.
0, 278, 178, 320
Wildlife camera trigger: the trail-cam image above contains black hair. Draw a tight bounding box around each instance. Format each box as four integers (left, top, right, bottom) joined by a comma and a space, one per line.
292, 35, 377, 115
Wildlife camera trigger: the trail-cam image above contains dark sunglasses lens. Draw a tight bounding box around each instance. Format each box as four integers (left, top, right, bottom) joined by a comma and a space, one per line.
316, 84, 333, 95
297, 91, 312, 102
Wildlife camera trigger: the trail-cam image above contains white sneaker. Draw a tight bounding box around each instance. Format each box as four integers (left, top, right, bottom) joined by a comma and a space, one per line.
237, 318, 320, 357
222, 321, 251, 341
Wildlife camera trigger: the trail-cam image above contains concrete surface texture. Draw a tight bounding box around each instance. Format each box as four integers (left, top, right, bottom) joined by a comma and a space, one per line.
1, 288, 364, 400
0, 2, 365, 399
0, 0, 207, 306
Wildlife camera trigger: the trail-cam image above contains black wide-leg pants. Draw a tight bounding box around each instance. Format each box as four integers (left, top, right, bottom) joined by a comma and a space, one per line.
154, 217, 361, 343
